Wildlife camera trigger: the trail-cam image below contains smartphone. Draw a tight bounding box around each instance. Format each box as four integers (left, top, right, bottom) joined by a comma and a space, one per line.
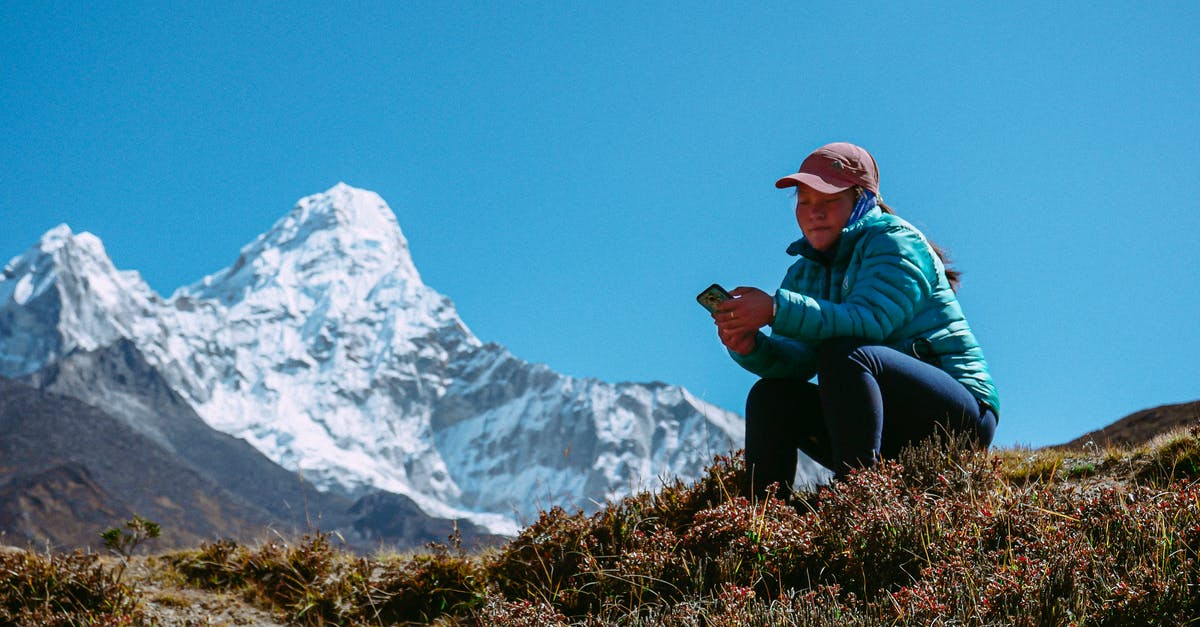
696, 283, 732, 313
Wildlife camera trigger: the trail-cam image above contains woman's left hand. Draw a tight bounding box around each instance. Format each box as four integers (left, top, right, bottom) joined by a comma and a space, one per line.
713, 287, 775, 336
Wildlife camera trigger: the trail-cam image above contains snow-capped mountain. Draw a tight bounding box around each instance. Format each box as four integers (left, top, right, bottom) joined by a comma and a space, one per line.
0, 225, 164, 376
0, 183, 782, 535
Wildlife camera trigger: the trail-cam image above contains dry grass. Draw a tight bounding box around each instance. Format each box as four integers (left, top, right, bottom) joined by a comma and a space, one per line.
7, 423, 1200, 625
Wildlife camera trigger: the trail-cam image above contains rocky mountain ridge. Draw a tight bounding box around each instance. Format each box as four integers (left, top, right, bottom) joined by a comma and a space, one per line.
0, 374, 503, 550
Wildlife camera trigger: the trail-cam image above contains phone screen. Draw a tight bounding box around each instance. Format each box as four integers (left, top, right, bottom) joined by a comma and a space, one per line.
696, 283, 731, 313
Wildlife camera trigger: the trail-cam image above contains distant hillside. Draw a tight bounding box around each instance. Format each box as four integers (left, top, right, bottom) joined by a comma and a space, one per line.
1059, 399, 1200, 450
0, 375, 505, 551
0, 377, 275, 549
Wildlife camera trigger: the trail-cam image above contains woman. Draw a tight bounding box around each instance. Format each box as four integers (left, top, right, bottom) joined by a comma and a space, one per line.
713, 142, 998, 497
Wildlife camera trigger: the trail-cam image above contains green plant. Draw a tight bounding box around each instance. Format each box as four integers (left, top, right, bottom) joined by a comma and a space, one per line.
101, 514, 161, 587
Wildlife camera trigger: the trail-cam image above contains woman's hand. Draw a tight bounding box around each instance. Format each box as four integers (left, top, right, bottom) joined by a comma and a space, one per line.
713, 287, 775, 355
718, 326, 758, 355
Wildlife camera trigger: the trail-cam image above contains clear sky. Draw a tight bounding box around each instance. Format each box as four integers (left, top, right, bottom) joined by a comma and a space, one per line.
3, 2, 1197, 448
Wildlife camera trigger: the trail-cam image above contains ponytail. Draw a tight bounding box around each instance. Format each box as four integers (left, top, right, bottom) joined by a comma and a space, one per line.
877, 200, 962, 292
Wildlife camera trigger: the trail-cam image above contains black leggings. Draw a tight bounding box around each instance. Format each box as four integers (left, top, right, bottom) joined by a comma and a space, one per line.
744, 339, 997, 496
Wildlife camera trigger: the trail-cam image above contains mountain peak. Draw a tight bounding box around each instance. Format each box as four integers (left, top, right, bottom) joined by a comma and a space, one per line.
184, 183, 424, 301
291, 183, 403, 241
14, 224, 107, 268
35, 224, 75, 252
321, 182, 395, 224
3, 223, 153, 308
1, 224, 159, 378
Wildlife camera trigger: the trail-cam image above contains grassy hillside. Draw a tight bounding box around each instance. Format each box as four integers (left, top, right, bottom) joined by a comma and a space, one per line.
5, 425, 1200, 626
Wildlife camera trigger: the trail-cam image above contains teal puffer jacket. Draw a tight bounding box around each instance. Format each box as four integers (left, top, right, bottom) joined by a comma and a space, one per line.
731, 207, 1000, 415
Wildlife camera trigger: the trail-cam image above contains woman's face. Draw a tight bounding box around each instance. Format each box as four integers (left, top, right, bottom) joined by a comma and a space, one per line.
794, 185, 856, 254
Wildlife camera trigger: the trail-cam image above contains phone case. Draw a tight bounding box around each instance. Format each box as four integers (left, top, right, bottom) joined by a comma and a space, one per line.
696, 283, 731, 313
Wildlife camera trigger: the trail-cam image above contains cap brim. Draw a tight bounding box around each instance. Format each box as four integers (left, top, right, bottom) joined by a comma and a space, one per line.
774, 172, 851, 194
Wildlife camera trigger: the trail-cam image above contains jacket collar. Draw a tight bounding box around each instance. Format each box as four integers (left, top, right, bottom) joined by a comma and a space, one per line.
786, 206, 883, 262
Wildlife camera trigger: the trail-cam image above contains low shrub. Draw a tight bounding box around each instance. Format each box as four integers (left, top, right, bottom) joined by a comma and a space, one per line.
0, 548, 144, 626
368, 538, 486, 623
169, 532, 364, 624
1138, 425, 1200, 485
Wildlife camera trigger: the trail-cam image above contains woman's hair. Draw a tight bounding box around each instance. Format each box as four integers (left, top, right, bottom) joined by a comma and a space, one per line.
875, 198, 962, 292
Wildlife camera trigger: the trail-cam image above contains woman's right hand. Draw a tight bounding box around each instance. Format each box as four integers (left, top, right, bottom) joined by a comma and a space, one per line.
712, 286, 772, 355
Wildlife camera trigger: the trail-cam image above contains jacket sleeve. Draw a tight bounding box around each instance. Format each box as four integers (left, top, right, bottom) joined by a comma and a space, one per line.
728, 331, 819, 380
771, 227, 935, 343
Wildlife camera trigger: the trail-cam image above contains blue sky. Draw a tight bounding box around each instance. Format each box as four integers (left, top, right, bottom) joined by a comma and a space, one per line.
2, 2, 1197, 448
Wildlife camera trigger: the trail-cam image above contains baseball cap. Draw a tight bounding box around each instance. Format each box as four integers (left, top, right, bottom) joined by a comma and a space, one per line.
775, 142, 880, 194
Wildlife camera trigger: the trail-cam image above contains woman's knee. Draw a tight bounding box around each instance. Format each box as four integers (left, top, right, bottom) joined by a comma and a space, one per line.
746, 378, 788, 423
815, 338, 863, 360
815, 339, 878, 378
816, 336, 873, 365
746, 378, 820, 431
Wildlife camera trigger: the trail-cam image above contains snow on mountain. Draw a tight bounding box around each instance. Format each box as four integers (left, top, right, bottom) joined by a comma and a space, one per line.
0, 225, 162, 378
0, 183, 764, 535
